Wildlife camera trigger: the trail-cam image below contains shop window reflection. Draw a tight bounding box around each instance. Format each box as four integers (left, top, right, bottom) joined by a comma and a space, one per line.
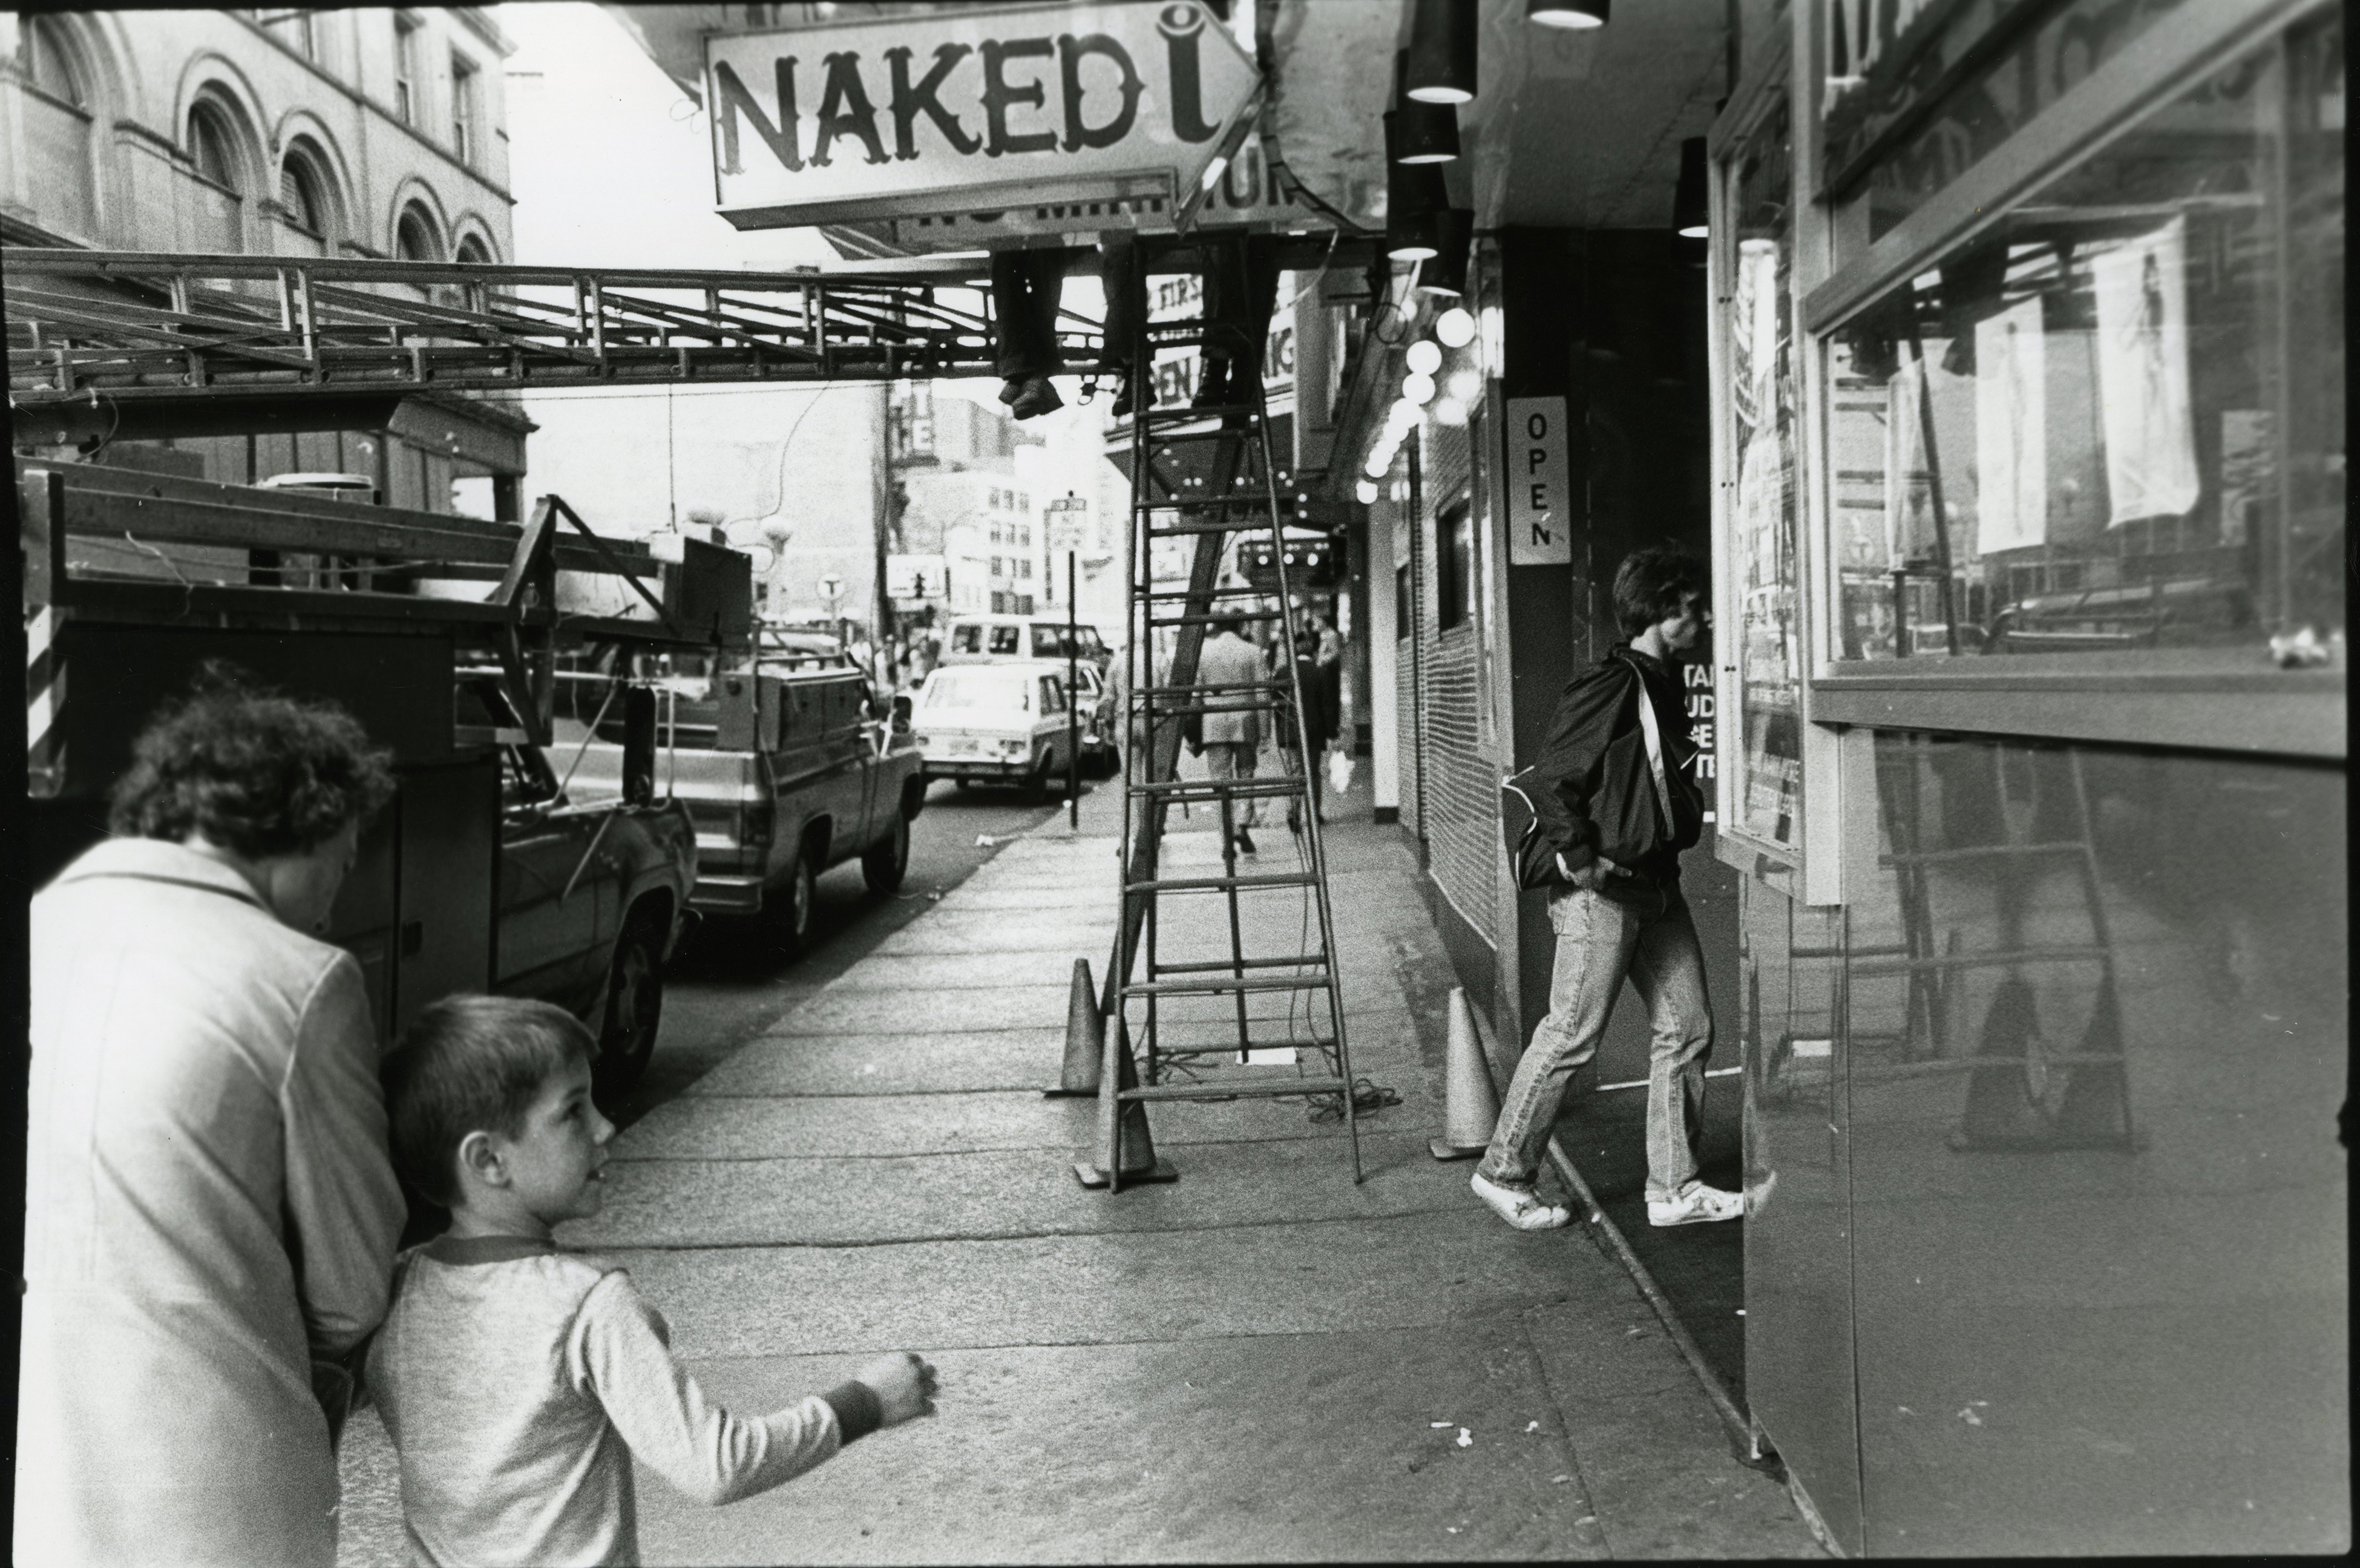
1825, 13, 2344, 669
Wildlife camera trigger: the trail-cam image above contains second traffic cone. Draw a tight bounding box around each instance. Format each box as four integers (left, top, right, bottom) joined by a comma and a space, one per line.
1073, 1014, 1179, 1189
1044, 957, 1103, 1097
1429, 986, 1500, 1160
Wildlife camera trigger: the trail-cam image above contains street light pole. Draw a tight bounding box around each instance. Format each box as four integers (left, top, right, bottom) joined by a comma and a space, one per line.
1066, 548, 1080, 828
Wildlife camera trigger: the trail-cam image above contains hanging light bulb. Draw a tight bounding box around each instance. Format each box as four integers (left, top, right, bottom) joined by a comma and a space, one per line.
1355, 478, 1380, 505
1673, 136, 1709, 238
1434, 306, 1477, 348
1403, 372, 1437, 405
1405, 340, 1443, 376
1527, 0, 1609, 27
1405, 0, 1477, 104
1365, 447, 1391, 478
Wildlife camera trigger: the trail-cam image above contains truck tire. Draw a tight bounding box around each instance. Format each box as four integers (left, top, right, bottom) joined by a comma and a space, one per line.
1024, 750, 1056, 805
592, 909, 666, 1098
762, 847, 818, 962
862, 810, 910, 894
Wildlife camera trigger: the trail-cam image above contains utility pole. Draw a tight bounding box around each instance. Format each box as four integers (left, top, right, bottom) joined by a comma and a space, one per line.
872, 380, 895, 677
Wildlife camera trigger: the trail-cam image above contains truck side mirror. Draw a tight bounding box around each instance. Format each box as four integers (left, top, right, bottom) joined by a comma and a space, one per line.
621, 685, 658, 806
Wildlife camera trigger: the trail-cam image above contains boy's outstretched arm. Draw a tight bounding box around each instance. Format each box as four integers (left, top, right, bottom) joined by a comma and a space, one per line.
569, 1271, 936, 1506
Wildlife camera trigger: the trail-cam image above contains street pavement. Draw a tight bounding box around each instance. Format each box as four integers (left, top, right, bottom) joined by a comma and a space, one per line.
336, 762, 1821, 1564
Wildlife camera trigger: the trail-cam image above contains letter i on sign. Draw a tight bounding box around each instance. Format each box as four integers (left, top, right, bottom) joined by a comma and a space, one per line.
1505, 396, 1572, 566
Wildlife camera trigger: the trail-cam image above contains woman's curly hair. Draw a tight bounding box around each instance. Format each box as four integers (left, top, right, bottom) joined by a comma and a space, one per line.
108, 664, 397, 858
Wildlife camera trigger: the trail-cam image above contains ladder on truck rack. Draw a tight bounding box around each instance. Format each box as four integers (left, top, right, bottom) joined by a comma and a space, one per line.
1083, 234, 1360, 1192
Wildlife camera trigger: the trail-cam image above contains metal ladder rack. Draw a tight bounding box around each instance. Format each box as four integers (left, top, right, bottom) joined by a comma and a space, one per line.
1089, 236, 1360, 1190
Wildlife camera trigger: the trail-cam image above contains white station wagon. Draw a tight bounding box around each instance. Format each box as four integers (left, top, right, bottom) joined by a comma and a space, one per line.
911, 659, 1085, 801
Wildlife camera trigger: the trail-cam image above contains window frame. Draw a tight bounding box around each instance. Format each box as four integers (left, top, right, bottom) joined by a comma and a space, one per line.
1436, 495, 1474, 633
1795, 0, 2341, 760
450, 50, 479, 164
393, 14, 420, 127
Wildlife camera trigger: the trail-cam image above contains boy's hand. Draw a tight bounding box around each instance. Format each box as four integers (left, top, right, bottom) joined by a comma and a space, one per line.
856, 1352, 937, 1426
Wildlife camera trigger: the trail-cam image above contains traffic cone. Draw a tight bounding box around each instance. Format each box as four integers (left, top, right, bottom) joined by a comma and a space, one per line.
1044, 957, 1103, 1097
1949, 973, 2053, 1150
2049, 979, 2134, 1149
1429, 986, 1500, 1161
1073, 1014, 1179, 1189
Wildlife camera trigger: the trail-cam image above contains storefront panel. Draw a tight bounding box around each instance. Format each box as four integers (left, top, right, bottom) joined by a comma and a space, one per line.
1845, 729, 2347, 1553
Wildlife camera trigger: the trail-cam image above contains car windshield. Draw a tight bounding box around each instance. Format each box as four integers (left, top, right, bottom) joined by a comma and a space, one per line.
922, 668, 1031, 712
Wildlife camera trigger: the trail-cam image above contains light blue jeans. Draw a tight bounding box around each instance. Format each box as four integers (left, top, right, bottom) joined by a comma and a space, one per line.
1476, 881, 1714, 1201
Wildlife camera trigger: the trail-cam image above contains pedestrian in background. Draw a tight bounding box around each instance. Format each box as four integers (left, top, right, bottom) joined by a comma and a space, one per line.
18, 674, 406, 1568
369, 996, 937, 1566
1194, 611, 1267, 855
1472, 547, 1740, 1232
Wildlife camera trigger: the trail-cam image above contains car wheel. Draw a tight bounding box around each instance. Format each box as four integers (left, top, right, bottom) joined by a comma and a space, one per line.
1024, 751, 1055, 805
862, 810, 910, 894
762, 846, 818, 961
592, 910, 666, 1099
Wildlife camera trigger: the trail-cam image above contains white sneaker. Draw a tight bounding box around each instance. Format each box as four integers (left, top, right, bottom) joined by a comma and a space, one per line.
1647, 1181, 1745, 1227
1471, 1172, 1572, 1232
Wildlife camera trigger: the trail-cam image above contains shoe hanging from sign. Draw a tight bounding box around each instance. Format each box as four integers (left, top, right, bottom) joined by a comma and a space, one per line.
706, 1, 1262, 231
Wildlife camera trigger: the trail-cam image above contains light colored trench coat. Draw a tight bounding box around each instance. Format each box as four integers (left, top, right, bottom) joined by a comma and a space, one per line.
16, 839, 406, 1568
1196, 629, 1267, 749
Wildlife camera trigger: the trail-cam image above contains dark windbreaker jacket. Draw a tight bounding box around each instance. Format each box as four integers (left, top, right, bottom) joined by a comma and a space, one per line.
1519, 645, 1704, 885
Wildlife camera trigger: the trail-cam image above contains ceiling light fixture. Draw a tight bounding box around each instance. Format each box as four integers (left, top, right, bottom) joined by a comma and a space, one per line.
1416, 208, 1474, 297
1405, 0, 1477, 104
1386, 50, 1461, 165
1385, 161, 1447, 261
1527, 0, 1609, 28
1674, 137, 1708, 238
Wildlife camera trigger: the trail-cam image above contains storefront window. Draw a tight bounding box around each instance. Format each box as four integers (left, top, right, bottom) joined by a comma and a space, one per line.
1826, 10, 2344, 667
1725, 103, 1803, 848
1824, 0, 2191, 242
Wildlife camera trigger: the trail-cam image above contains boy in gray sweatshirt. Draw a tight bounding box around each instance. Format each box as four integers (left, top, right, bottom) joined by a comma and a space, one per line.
369, 996, 935, 1567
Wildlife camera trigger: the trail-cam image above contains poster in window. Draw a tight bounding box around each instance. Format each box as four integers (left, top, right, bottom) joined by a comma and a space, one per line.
1885, 356, 1934, 565
2093, 216, 2200, 526
1973, 297, 2048, 554
1729, 233, 1801, 849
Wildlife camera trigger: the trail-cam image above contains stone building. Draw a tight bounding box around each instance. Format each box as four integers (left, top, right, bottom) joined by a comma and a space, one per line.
2, 6, 530, 516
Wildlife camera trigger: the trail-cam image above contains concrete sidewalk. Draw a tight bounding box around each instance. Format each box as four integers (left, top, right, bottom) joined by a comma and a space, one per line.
338, 770, 1819, 1564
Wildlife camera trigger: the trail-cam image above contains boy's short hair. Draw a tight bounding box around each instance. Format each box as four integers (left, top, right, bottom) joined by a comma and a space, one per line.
382, 996, 598, 1206
1611, 546, 1709, 637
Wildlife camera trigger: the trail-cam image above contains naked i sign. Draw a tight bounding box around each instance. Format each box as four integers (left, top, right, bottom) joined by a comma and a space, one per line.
706, 2, 1261, 229
1506, 396, 1572, 565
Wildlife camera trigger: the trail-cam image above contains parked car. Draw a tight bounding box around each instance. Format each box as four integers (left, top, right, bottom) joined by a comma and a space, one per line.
941, 614, 1110, 668
553, 650, 925, 960
456, 673, 698, 1097
911, 660, 1087, 801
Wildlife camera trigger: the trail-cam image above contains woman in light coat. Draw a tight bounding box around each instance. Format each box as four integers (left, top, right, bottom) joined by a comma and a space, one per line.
16, 680, 406, 1568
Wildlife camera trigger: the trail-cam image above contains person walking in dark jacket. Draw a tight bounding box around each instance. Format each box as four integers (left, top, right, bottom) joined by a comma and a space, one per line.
1470, 546, 1743, 1232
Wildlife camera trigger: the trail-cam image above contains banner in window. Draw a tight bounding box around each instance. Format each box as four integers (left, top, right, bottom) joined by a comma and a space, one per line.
2093, 216, 2200, 527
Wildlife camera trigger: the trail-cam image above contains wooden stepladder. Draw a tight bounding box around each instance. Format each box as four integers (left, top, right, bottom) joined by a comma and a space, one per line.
1080, 234, 1360, 1192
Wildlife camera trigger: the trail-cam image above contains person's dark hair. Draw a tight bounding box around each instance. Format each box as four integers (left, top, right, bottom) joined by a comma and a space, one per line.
108, 665, 396, 857
382, 995, 598, 1207
1612, 546, 1709, 638
1213, 611, 1247, 638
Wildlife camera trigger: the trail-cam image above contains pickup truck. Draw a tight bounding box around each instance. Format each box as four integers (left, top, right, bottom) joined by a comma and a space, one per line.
456, 675, 698, 1096
552, 648, 926, 959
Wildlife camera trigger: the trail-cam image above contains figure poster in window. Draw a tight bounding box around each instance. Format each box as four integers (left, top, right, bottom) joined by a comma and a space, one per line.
1974, 297, 2047, 554
2093, 216, 2200, 526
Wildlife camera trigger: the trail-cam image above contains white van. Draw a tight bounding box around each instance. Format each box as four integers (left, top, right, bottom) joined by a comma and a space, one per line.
940, 615, 1110, 668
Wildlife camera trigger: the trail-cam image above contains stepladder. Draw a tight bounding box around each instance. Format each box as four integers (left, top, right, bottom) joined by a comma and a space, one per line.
1081, 234, 1362, 1191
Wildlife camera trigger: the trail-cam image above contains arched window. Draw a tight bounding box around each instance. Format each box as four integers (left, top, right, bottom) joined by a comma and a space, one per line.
19, 19, 97, 238
395, 203, 440, 261
22, 18, 85, 104
279, 160, 321, 234
187, 99, 247, 251
454, 234, 493, 265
